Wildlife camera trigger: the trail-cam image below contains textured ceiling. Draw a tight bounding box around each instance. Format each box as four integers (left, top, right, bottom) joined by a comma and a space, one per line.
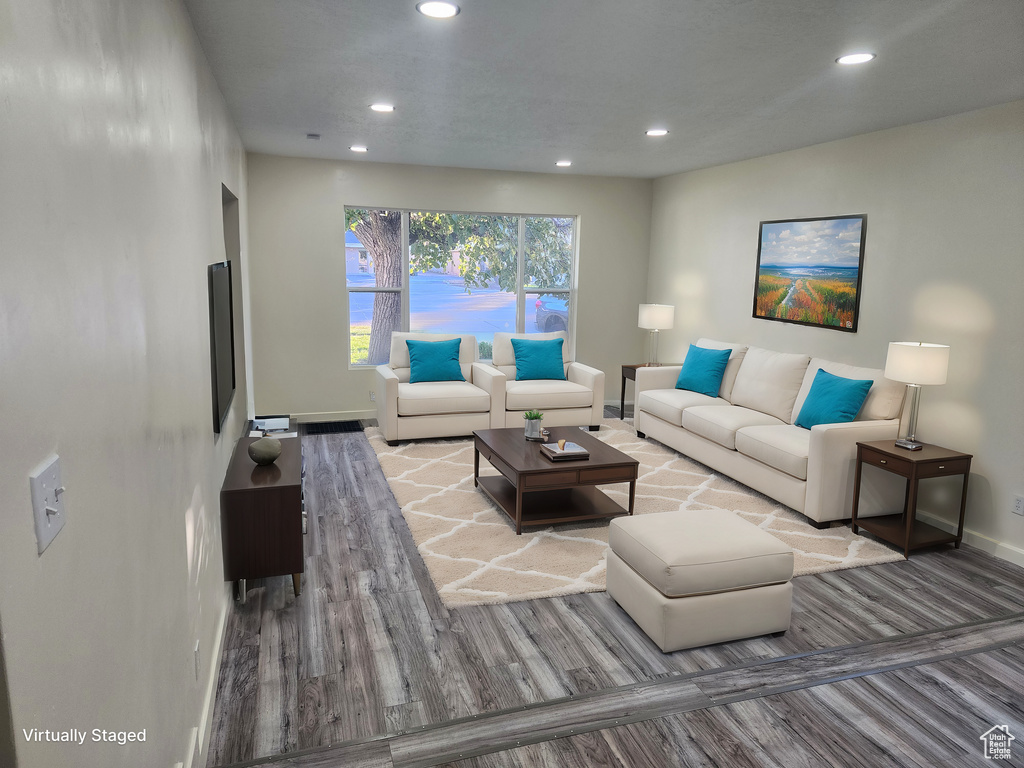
183, 0, 1024, 178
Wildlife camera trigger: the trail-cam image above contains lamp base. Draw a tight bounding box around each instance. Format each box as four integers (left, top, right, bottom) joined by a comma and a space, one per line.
894, 438, 924, 451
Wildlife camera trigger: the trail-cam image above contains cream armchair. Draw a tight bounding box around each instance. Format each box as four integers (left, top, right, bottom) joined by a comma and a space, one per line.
375, 332, 504, 445
488, 332, 605, 430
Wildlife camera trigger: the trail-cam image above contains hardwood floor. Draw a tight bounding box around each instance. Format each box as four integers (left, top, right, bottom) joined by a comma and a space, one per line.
205, 426, 1024, 768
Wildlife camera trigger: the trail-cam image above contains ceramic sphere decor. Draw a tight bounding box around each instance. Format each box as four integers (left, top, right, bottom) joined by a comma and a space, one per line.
248, 436, 283, 465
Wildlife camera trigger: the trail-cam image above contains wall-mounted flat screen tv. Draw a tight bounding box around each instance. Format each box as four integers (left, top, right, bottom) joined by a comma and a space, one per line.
208, 261, 235, 433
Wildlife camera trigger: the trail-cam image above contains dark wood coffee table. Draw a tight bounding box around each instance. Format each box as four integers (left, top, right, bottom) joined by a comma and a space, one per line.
473, 426, 639, 534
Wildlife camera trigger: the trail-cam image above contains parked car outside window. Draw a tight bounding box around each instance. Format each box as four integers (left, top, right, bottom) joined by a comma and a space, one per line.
534, 295, 568, 333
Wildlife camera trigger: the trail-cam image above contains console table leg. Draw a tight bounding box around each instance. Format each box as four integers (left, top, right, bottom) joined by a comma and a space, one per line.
292, 573, 301, 596
237, 579, 247, 604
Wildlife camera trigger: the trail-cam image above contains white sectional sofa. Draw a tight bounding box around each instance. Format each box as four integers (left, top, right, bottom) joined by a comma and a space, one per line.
634, 339, 906, 526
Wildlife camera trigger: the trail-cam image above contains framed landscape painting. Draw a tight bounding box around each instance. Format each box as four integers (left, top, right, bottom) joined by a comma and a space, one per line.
752, 214, 866, 332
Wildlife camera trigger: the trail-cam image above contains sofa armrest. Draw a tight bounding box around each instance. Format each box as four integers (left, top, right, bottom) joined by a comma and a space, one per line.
374, 365, 400, 442
635, 365, 681, 394
567, 361, 606, 414
804, 419, 900, 523
472, 362, 507, 429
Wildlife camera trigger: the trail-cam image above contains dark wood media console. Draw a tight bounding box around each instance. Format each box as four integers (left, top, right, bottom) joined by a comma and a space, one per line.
220, 431, 304, 602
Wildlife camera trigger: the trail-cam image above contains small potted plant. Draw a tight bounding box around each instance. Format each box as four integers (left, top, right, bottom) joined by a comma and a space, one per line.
523, 409, 544, 441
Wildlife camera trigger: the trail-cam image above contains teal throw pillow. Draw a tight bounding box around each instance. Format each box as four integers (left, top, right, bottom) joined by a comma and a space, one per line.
795, 368, 873, 429
675, 344, 732, 397
511, 337, 566, 381
406, 338, 465, 384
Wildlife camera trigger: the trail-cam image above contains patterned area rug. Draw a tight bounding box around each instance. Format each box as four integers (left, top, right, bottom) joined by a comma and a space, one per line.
366, 419, 903, 608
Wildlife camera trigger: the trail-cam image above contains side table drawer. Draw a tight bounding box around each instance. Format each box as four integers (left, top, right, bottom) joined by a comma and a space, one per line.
860, 447, 911, 476
915, 457, 971, 479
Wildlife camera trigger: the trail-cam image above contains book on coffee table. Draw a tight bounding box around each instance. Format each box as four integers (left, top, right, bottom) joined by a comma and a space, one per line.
540, 441, 590, 461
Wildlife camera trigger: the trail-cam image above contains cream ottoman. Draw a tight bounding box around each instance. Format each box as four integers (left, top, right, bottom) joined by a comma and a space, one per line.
606, 510, 794, 652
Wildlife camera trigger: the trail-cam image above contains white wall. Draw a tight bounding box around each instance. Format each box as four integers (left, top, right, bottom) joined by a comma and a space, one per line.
649, 101, 1024, 561
246, 154, 653, 418
0, 2, 248, 767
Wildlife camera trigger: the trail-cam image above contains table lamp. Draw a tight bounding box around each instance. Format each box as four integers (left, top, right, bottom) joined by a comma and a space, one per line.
638, 304, 674, 366
884, 341, 950, 450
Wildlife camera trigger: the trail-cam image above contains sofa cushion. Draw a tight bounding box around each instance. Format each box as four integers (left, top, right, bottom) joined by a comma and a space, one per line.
682, 405, 785, 450
608, 510, 794, 598
638, 389, 728, 427
511, 337, 567, 381
735, 425, 811, 480
794, 368, 872, 429
406, 338, 466, 383
676, 344, 732, 397
505, 379, 593, 410
695, 338, 748, 401
729, 347, 810, 422
396, 381, 491, 416
792, 357, 905, 422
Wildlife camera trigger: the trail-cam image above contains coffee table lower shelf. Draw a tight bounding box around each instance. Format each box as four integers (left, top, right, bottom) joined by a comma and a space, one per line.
477, 474, 629, 530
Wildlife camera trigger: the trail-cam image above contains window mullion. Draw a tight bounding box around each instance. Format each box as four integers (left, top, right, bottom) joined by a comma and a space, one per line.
516, 216, 526, 333
402, 211, 410, 331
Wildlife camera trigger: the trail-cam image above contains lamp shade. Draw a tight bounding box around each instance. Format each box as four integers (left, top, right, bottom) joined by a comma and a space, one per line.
884, 342, 949, 385
638, 304, 674, 330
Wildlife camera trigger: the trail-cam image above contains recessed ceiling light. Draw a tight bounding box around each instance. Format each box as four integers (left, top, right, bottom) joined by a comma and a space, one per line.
306, 133, 321, 140
836, 52, 876, 65
416, 1, 460, 18
370, 103, 395, 113
555, 160, 572, 167
350, 145, 368, 153
645, 129, 669, 137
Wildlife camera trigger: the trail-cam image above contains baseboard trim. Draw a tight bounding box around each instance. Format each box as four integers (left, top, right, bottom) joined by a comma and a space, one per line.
916, 509, 1024, 567
190, 584, 231, 768
290, 409, 376, 422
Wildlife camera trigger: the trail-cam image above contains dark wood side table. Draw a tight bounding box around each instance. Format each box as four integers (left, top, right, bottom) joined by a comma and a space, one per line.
221, 429, 304, 602
621, 364, 677, 418
851, 440, 972, 558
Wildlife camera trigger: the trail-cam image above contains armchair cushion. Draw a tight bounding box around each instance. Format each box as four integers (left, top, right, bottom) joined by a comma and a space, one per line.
505, 379, 594, 411
396, 381, 491, 416
511, 337, 567, 381
407, 338, 466, 383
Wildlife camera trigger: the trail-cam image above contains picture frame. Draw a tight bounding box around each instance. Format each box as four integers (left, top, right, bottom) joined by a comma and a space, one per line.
752, 214, 866, 332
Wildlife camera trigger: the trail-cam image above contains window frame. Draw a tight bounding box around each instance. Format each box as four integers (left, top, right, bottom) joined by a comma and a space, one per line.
345, 207, 578, 368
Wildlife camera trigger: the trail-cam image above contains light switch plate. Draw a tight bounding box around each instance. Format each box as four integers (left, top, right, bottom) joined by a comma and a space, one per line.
30, 454, 66, 554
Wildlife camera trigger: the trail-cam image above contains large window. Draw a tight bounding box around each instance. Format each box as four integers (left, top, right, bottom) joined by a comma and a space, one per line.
346, 208, 576, 366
